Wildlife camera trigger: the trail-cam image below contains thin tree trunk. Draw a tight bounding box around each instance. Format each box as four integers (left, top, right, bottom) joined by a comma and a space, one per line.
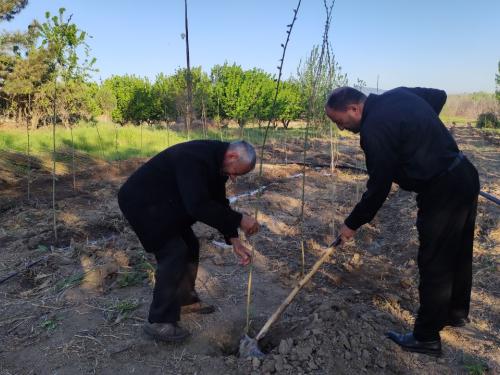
70, 125, 76, 192
114, 123, 119, 155
329, 122, 336, 238
95, 122, 105, 159
202, 97, 207, 139
299, 124, 310, 276
26, 94, 31, 201
167, 122, 170, 146
284, 126, 288, 165
184, 0, 193, 140
245, 0, 302, 335
217, 96, 223, 141
52, 80, 57, 241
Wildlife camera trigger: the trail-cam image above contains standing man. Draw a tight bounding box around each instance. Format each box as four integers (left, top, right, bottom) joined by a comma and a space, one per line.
118, 140, 259, 342
325, 87, 479, 356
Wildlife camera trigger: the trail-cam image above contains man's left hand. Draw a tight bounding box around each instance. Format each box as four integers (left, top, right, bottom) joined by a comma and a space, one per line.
229, 238, 252, 266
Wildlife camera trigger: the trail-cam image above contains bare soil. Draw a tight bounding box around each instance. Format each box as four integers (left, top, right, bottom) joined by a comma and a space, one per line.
0, 124, 498, 374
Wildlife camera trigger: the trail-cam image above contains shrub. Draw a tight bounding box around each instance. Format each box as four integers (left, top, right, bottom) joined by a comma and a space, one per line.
476, 112, 499, 129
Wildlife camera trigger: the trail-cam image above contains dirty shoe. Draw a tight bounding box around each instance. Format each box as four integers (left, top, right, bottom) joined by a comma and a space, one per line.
143, 322, 190, 342
181, 301, 215, 315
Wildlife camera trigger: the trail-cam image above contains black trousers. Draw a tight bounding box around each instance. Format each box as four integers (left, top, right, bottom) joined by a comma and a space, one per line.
148, 227, 200, 324
413, 157, 479, 341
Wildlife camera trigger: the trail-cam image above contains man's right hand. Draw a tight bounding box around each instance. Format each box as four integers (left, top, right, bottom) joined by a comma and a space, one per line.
229, 238, 252, 266
339, 223, 356, 243
240, 214, 259, 236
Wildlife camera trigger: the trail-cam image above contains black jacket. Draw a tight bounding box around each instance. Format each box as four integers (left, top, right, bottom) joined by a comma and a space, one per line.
345, 87, 460, 230
118, 140, 242, 252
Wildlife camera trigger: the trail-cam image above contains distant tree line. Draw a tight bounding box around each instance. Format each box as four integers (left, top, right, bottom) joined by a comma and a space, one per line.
99, 56, 346, 129
0, 3, 348, 130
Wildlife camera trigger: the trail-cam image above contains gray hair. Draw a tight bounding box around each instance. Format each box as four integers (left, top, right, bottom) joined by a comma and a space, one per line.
228, 140, 256, 170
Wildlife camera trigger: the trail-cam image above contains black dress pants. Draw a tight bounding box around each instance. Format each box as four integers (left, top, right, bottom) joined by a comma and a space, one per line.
148, 227, 200, 323
413, 157, 479, 341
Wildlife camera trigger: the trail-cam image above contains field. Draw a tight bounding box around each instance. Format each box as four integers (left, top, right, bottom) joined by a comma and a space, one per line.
0, 123, 498, 374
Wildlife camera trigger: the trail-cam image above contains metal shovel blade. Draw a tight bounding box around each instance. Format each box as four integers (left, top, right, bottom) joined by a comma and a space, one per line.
239, 334, 265, 358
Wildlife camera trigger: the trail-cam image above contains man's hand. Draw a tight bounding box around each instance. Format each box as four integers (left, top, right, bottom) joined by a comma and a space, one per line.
229, 238, 252, 266
339, 223, 356, 243
240, 214, 259, 236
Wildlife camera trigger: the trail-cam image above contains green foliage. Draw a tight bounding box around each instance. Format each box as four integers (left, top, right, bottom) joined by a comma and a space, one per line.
116, 270, 146, 288
95, 84, 116, 121
40, 317, 58, 331
297, 45, 348, 127
103, 75, 151, 124
151, 73, 177, 121
210, 63, 275, 128
0, 0, 28, 21
476, 112, 499, 129
55, 272, 84, 292
276, 79, 303, 127
463, 354, 489, 375
0, 122, 312, 161
0, 122, 185, 160
0, 7, 95, 127
37, 8, 95, 81
106, 298, 140, 323
0, 7, 352, 131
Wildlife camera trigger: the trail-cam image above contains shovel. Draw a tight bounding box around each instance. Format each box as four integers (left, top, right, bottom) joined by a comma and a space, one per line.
239, 236, 342, 358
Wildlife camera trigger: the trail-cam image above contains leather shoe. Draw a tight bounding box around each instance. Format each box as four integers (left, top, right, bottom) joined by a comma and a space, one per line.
143, 322, 190, 342
445, 317, 469, 327
386, 331, 441, 357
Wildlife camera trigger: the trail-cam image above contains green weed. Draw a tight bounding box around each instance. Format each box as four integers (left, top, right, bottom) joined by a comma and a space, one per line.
463, 355, 489, 375
54, 272, 84, 292
40, 317, 59, 331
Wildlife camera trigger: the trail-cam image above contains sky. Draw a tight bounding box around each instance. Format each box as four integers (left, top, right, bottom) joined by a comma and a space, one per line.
2, 0, 499, 94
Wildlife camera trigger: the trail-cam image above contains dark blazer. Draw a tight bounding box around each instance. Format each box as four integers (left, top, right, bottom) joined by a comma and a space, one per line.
118, 140, 242, 252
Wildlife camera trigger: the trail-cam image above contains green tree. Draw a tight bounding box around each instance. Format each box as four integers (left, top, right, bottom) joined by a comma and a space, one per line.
95, 84, 116, 122
297, 45, 348, 127
211, 63, 273, 129
0, 21, 39, 113
103, 75, 147, 124
0, 0, 28, 21
151, 73, 176, 122
477, 112, 499, 129
248, 69, 274, 126
128, 77, 152, 124
37, 7, 96, 239
275, 79, 303, 128
2, 47, 51, 124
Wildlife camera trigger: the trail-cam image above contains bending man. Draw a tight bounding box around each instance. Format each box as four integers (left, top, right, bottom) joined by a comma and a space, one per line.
325, 87, 479, 357
118, 140, 259, 342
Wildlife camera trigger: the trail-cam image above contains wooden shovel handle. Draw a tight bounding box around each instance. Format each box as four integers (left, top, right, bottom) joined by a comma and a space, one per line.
255, 236, 341, 341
